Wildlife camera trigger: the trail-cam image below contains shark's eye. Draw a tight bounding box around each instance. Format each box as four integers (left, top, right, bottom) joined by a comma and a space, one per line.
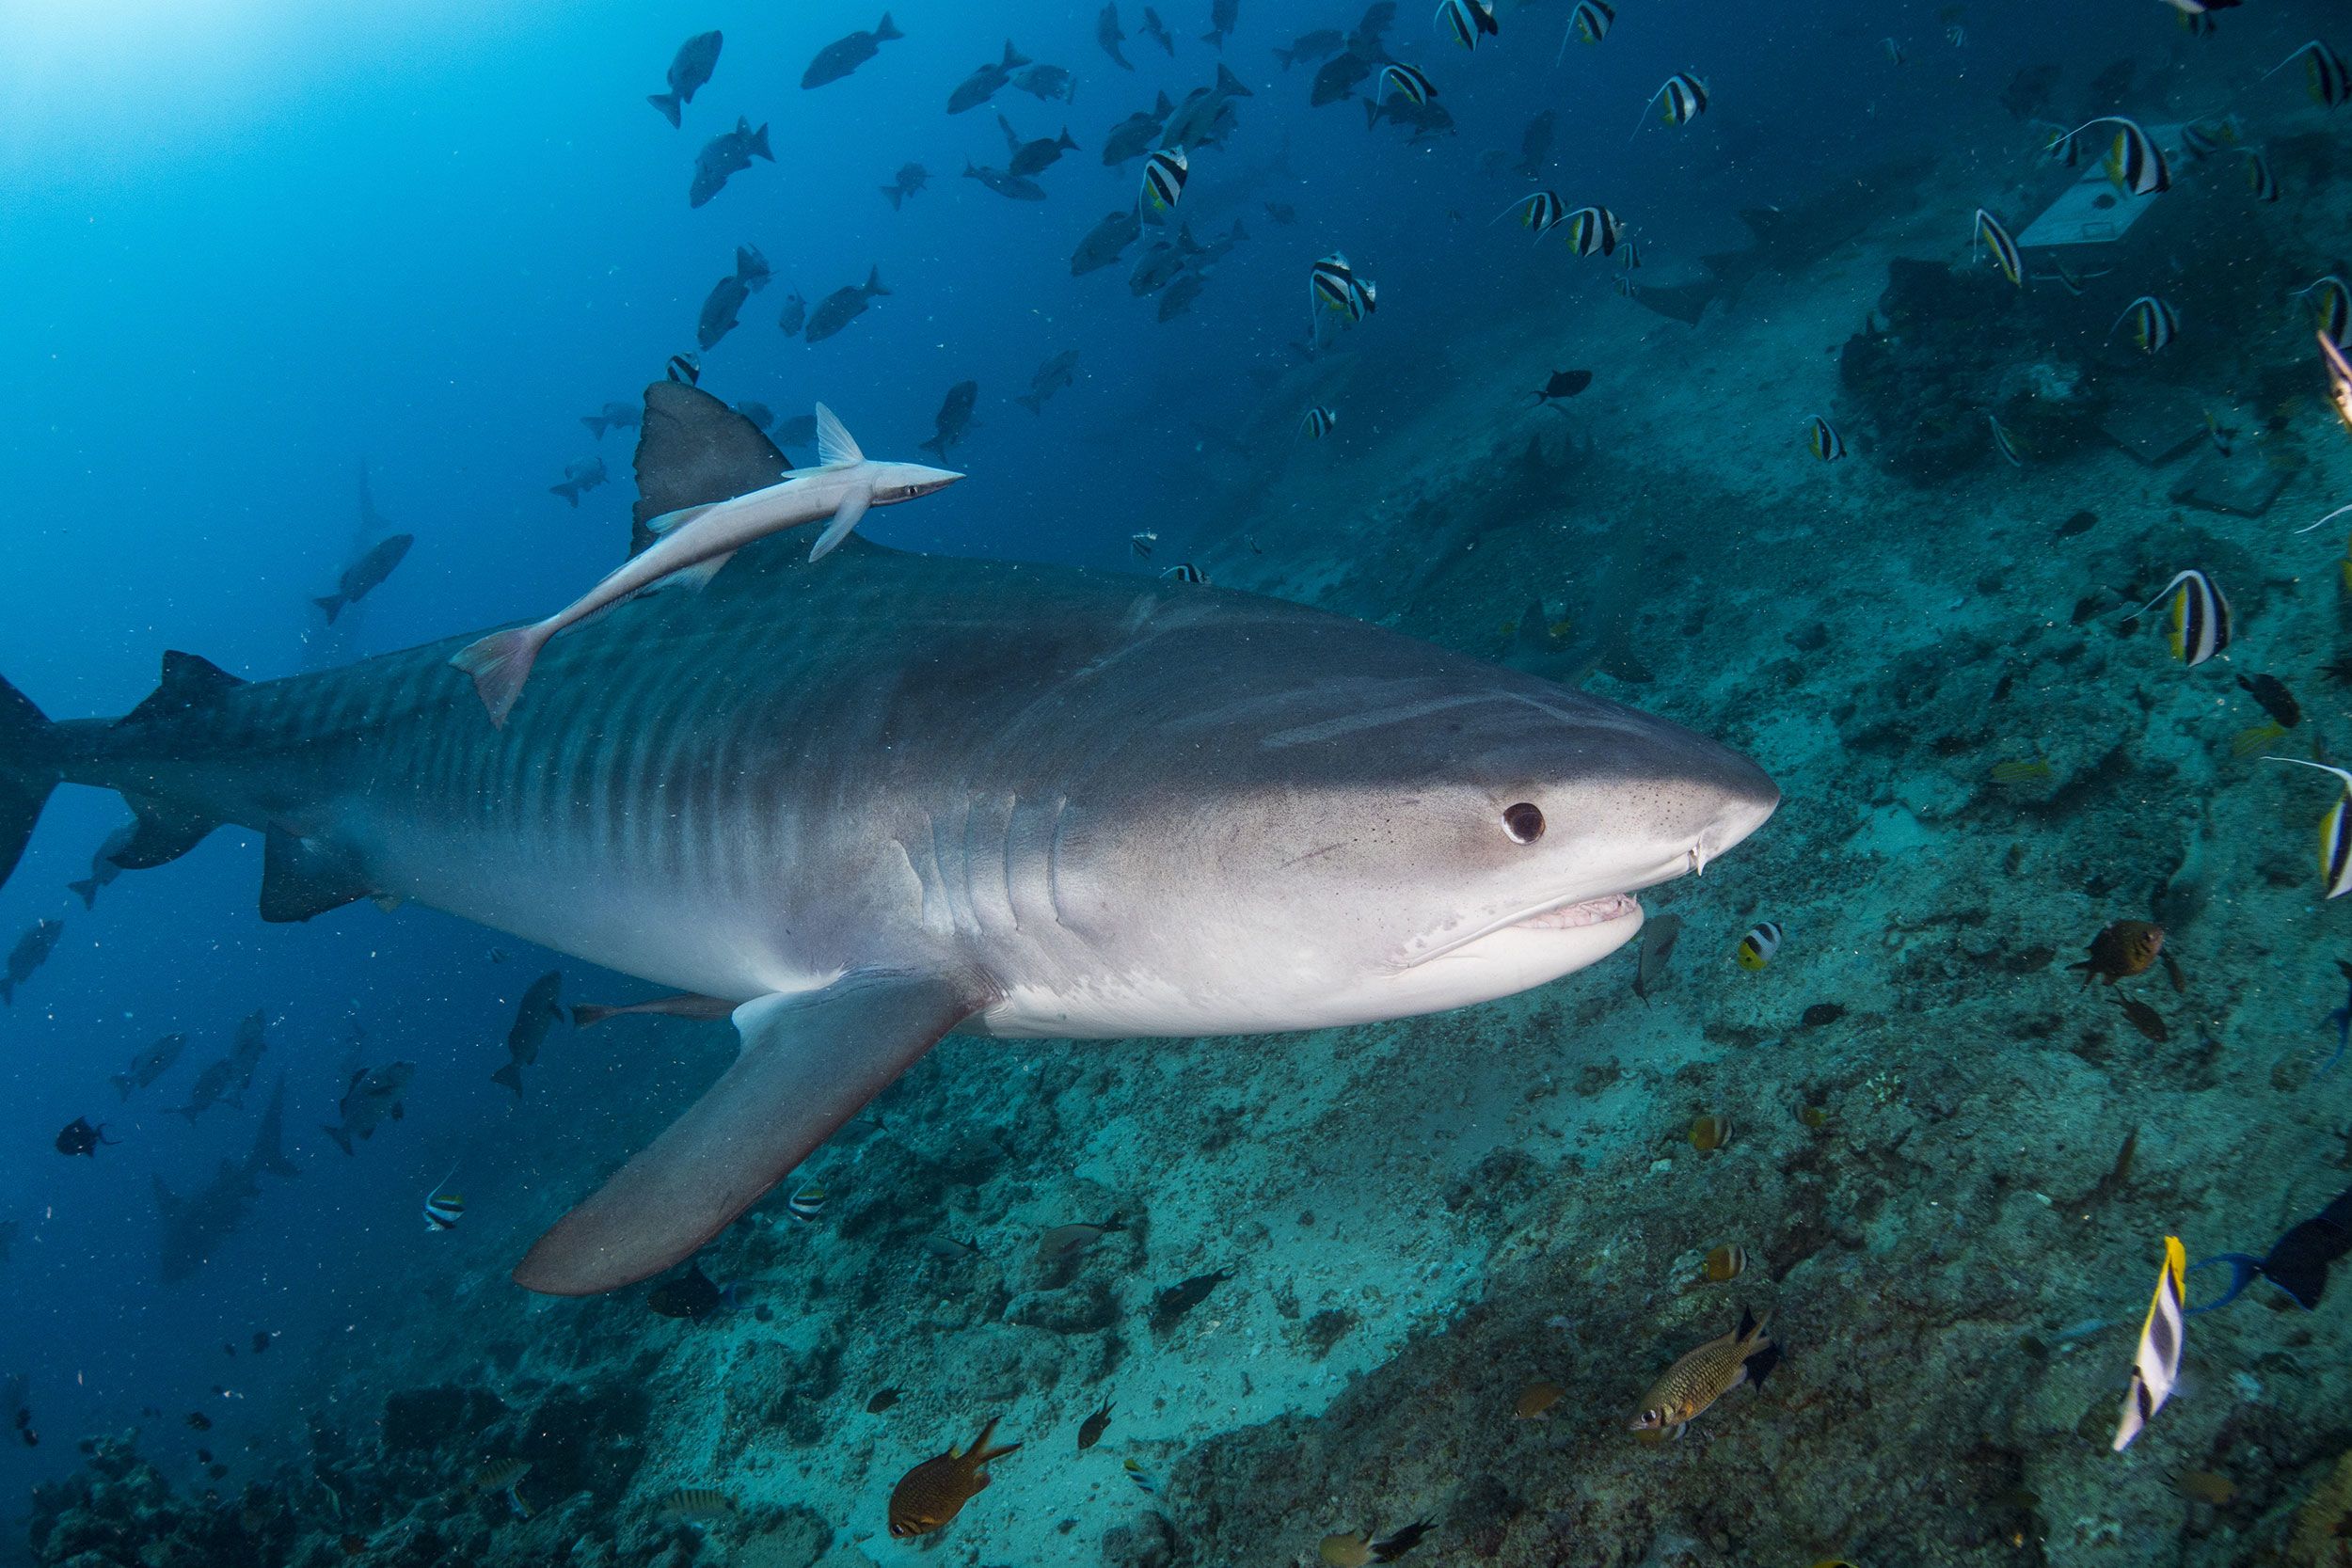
1502, 802, 1545, 844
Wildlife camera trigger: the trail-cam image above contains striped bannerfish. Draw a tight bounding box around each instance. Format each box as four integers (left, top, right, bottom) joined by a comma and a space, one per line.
1805, 416, 1844, 463
2111, 1236, 2186, 1451
1563, 205, 1621, 258
787, 1181, 826, 1221
1138, 147, 1187, 215
2112, 294, 2180, 355
1988, 413, 2025, 467
1300, 405, 1337, 440
2054, 115, 2169, 196
1620, 237, 1641, 271
1883, 37, 1903, 65
2043, 122, 2083, 167
1501, 190, 1567, 237
1735, 921, 1781, 970
2177, 119, 2227, 160
1637, 72, 1708, 131
1309, 253, 1376, 343
2268, 40, 2351, 108
1436, 0, 1499, 50
2324, 330, 2352, 434
2296, 275, 2351, 346
2260, 758, 2352, 898
2240, 147, 2279, 201
665, 352, 701, 386
1570, 0, 1613, 44
1162, 562, 1210, 585
1971, 208, 2021, 287
2133, 569, 2232, 667
1377, 63, 1437, 105
423, 1166, 465, 1231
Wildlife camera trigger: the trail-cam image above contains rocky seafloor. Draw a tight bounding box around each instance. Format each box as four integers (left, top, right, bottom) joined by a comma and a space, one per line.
26, 98, 2352, 1568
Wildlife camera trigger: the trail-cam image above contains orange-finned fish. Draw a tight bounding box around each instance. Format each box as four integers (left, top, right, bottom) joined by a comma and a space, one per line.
1629, 1307, 1778, 1438
887, 1418, 1021, 1538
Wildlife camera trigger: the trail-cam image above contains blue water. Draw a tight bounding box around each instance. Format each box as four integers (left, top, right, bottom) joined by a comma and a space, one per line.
5, 0, 2351, 1559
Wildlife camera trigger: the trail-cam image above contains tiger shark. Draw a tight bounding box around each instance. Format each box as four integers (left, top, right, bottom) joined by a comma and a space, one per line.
0, 384, 1776, 1296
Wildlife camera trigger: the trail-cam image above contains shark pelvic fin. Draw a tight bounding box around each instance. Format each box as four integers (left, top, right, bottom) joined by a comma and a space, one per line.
512, 969, 989, 1295
113, 795, 223, 871
259, 824, 373, 923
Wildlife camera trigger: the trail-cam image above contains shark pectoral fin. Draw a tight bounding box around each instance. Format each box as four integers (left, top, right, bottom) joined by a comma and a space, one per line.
259, 825, 373, 924
512, 969, 988, 1296
806, 486, 872, 562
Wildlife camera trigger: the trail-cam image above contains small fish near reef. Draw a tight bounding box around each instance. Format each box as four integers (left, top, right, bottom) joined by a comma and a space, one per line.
2262, 759, 2352, 899
1630, 1307, 1779, 1439
1735, 921, 1782, 970
1633, 911, 1681, 1000
1703, 1243, 1747, 1283
657, 1487, 738, 1523
422, 1166, 465, 1231
1077, 1401, 1114, 1449
2130, 570, 2231, 668
1805, 416, 1845, 462
1972, 209, 2022, 287
887, 1417, 1021, 1538
471, 1459, 533, 1518
2111, 1236, 2186, 1450
2240, 674, 2302, 729
1039, 1212, 1126, 1258
646, 1262, 737, 1323
54, 1117, 116, 1158
1301, 406, 1338, 440
2110, 294, 2180, 356
787, 1182, 826, 1222
2113, 993, 2169, 1043
1514, 1380, 1565, 1419
2070, 921, 2164, 986
1322, 1523, 1435, 1566
1687, 1112, 1732, 1151
1533, 370, 1591, 407
1637, 71, 1708, 131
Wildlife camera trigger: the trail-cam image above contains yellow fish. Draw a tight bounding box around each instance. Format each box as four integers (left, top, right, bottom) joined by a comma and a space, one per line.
1629, 1307, 1778, 1438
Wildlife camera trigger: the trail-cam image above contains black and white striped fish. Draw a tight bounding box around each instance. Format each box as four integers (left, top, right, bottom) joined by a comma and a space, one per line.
2058, 116, 2169, 197
1139, 147, 1188, 215
1619, 237, 1642, 271
2133, 568, 2231, 667
665, 352, 702, 386
2269, 40, 2351, 108
2112, 294, 2180, 355
1300, 405, 1337, 439
1988, 413, 2025, 467
2110, 1236, 2185, 1451
2263, 758, 2352, 899
2177, 120, 2227, 160
1570, 0, 1613, 45
1637, 72, 1708, 132
1436, 0, 1499, 50
1378, 63, 1438, 105
2297, 275, 2352, 346
2241, 147, 2279, 202
2325, 330, 2352, 435
1162, 562, 1210, 584
1563, 206, 1621, 258
1309, 252, 1376, 341
1972, 209, 2021, 287
1805, 416, 1844, 462
1501, 190, 1568, 236
787, 1182, 826, 1221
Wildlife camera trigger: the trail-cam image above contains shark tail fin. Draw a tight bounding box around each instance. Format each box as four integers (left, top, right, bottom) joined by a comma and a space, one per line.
449, 626, 549, 730
874, 12, 903, 42
69, 876, 101, 910
647, 91, 682, 127
0, 674, 60, 895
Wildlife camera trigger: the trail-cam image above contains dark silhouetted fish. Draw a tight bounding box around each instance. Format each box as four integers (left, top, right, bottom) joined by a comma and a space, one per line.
551, 456, 607, 507
1002, 116, 1079, 177
950, 41, 1029, 115
171, 1053, 239, 1123
1275, 28, 1343, 69
1533, 369, 1592, 406
881, 162, 929, 209
1130, 224, 1203, 294
1143, 8, 1177, 54
1516, 109, 1554, 178
54, 1117, 114, 1158
323, 1061, 413, 1155
314, 533, 413, 625
247, 1070, 299, 1181
1103, 94, 1173, 164
111, 1032, 186, 1101
1201, 0, 1238, 49
777, 289, 807, 336
697, 273, 750, 350
648, 31, 722, 127
647, 1261, 736, 1322
733, 245, 771, 293
921, 381, 979, 460
736, 401, 774, 433
1367, 94, 1454, 138
68, 821, 134, 909
1311, 51, 1372, 107
226, 1010, 268, 1100
581, 402, 641, 440
1016, 63, 1077, 102
2, 918, 62, 1006
1098, 2, 1133, 69
964, 161, 1046, 200
689, 118, 772, 208
1161, 65, 1251, 149
1018, 351, 1079, 414
152, 1159, 257, 1279
772, 411, 818, 450
492, 972, 564, 1098
803, 13, 903, 89
1156, 269, 1206, 322
1073, 209, 1142, 274
803, 268, 890, 343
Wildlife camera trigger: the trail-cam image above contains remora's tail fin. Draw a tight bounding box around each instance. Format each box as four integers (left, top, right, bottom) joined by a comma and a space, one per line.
0, 675, 59, 894
449, 626, 550, 730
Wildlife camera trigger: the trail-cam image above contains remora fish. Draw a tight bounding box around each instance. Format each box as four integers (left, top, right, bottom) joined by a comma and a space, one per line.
0, 385, 1776, 1296
648, 31, 723, 127
315, 534, 414, 625
453, 403, 959, 725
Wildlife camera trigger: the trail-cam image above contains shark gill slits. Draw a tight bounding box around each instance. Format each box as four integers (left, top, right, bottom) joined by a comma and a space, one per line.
1502, 802, 1545, 844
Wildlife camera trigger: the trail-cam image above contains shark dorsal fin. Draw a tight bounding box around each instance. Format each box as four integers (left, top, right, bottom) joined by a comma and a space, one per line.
628, 382, 793, 559
121, 652, 246, 727
814, 403, 864, 467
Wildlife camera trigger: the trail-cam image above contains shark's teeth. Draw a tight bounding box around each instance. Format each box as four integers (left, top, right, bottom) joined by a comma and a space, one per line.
1513, 893, 1642, 931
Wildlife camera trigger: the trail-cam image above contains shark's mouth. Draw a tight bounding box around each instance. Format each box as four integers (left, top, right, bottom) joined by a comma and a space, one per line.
1399, 892, 1643, 969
